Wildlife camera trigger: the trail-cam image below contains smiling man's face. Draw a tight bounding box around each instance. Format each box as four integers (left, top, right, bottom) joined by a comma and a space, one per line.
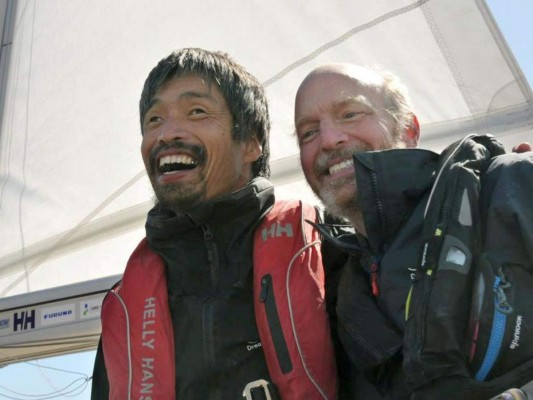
295, 65, 400, 219
141, 74, 261, 212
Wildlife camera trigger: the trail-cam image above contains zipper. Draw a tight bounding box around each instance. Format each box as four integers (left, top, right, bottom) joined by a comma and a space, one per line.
370, 256, 380, 297
368, 167, 385, 296
436, 166, 459, 234
348, 329, 389, 366
369, 169, 386, 238
200, 224, 218, 374
475, 276, 510, 381
259, 274, 293, 374
202, 224, 219, 286
202, 299, 215, 368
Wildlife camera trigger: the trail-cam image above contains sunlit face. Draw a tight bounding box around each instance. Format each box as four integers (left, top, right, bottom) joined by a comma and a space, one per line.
141, 75, 261, 212
295, 66, 401, 218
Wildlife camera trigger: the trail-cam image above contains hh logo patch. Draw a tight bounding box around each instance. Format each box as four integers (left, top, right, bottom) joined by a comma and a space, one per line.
261, 223, 293, 242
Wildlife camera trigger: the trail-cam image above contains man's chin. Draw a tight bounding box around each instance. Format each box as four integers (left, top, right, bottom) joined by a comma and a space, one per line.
153, 184, 205, 213
318, 183, 358, 220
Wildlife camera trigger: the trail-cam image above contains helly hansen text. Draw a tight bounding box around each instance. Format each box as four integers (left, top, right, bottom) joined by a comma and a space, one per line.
140, 297, 156, 399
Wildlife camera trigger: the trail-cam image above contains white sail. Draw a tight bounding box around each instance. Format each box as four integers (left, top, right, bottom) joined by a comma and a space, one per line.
0, 0, 531, 366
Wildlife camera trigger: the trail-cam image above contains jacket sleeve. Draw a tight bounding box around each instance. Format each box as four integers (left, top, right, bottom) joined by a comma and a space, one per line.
411, 152, 533, 399
91, 337, 109, 400
480, 152, 533, 264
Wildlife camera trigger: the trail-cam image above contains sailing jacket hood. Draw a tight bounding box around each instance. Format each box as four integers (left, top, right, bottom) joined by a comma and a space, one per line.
354, 148, 438, 255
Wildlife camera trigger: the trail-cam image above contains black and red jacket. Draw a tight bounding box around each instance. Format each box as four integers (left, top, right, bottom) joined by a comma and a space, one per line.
92, 178, 337, 399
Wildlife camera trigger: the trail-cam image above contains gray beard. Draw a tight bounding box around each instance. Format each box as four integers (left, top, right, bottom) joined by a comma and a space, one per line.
318, 178, 360, 221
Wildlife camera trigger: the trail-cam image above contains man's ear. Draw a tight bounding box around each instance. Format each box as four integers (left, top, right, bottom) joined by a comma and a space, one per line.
404, 114, 420, 148
243, 136, 262, 163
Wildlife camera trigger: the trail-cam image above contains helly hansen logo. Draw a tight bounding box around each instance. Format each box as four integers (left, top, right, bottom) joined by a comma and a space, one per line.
261, 223, 293, 242
13, 310, 36, 332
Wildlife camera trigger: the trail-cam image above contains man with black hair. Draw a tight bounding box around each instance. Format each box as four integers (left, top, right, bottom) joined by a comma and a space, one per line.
91, 48, 337, 400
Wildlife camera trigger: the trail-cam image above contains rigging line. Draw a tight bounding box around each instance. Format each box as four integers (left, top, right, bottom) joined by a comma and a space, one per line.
33, 360, 72, 400
17, 0, 36, 293
483, 80, 533, 136
0, 0, 26, 206
486, 79, 521, 118
23, 360, 90, 377
0, 354, 90, 399
0, 377, 89, 399
1, 169, 146, 297
262, 0, 432, 88
25, 361, 90, 397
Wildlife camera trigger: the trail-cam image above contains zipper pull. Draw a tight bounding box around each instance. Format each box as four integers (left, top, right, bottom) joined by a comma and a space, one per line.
259, 275, 270, 302
370, 258, 380, 297
202, 224, 213, 240
202, 224, 214, 263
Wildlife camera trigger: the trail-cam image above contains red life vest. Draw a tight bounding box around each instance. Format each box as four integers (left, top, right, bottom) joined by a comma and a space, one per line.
101, 200, 337, 399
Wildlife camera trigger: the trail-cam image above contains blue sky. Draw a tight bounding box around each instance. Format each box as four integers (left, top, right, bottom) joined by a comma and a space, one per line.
0, 1, 531, 399
487, 0, 533, 87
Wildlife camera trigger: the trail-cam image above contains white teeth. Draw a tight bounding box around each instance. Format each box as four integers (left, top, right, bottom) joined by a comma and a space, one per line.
159, 154, 196, 167
329, 159, 353, 175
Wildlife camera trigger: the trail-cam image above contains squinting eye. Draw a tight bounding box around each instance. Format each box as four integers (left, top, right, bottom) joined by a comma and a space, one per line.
144, 115, 163, 128
299, 130, 318, 144
190, 108, 206, 115
344, 111, 362, 119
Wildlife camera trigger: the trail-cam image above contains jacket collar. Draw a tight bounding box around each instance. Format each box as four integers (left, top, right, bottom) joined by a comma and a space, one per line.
145, 177, 275, 241
353, 148, 439, 254
317, 148, 439, 255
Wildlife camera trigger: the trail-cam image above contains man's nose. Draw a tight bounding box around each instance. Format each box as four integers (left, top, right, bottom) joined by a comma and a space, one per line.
158, 116, 190, 143
320, 120, 348, 150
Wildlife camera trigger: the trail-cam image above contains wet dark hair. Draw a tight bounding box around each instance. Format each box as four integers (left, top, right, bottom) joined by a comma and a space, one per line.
139, 48, 270, 178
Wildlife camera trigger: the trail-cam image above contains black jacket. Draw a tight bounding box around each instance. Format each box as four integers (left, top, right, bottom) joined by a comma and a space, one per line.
320, 148, 439, 400
92, 178, 275, 399
322, 140, 533, 400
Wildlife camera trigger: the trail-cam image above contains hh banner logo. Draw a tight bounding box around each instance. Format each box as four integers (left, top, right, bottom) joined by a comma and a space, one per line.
13, 310, 35, 332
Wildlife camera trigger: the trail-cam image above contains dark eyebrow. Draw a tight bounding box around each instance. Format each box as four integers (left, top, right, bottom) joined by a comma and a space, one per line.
145, 90, 218, 113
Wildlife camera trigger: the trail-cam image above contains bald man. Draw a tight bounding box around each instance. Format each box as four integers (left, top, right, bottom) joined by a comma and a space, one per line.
295, 64, 533, 399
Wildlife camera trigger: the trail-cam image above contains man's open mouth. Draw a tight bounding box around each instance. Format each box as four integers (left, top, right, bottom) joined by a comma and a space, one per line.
328, 158, 353, 175
158, 154, 198, 174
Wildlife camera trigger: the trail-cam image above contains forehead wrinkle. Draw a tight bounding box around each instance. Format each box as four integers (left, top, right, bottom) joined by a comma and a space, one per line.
296, 95, 370, 129
338, 95, 375, 111
178, 89, 217, 102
